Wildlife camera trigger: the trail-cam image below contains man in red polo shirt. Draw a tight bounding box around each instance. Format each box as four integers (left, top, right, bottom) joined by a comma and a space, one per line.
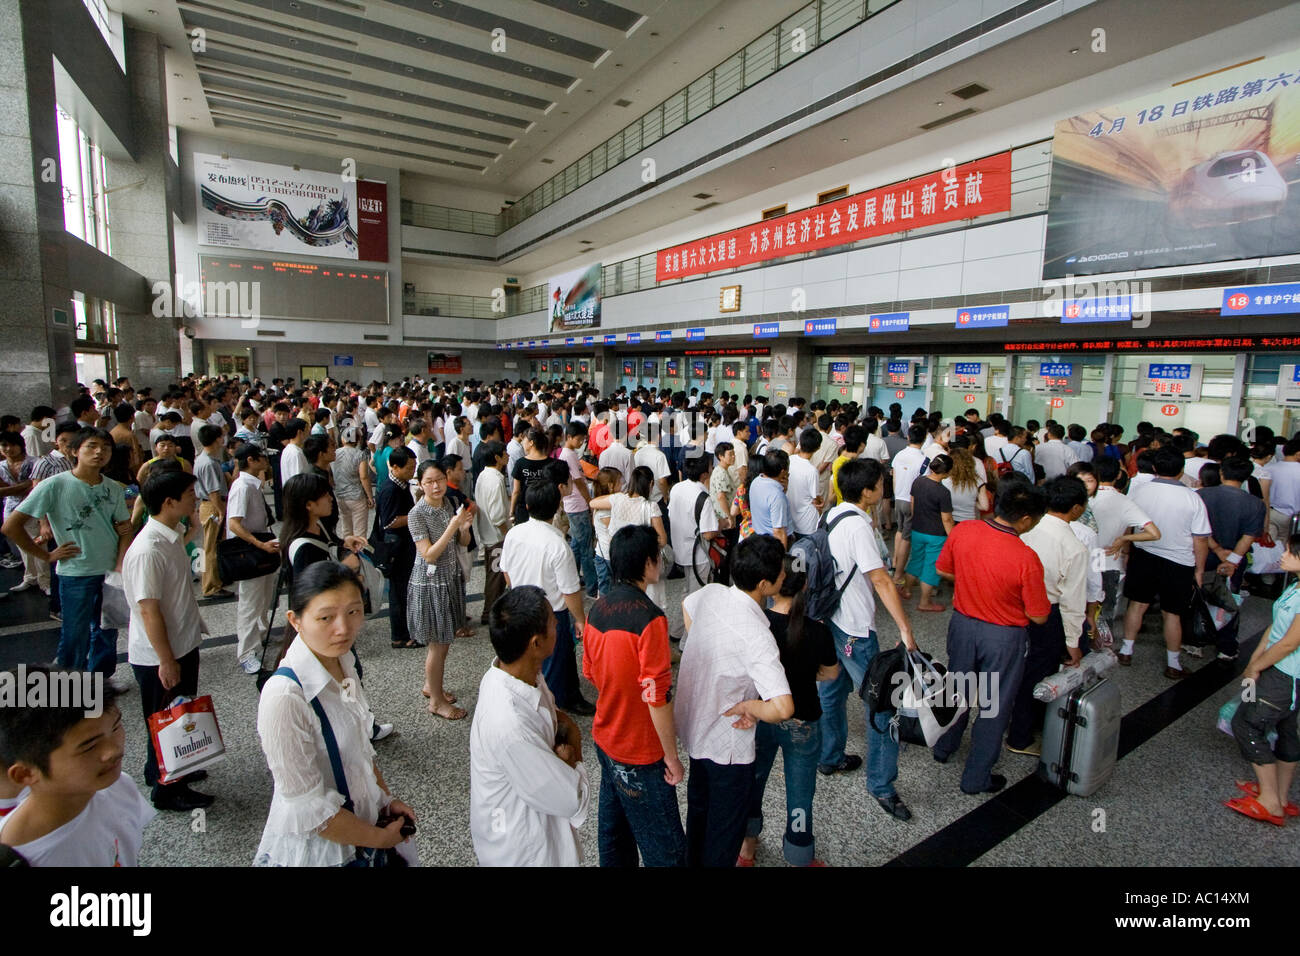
581, 524, 685, 866
930, 476, 1051, 795
588, 401, 613, 460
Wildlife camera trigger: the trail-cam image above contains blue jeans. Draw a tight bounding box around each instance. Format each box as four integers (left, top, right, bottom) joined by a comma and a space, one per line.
747, 718, 821, 866
542, 608, 580, 708
815, 624, 900, 799
566, 509, 599, 598
56, 574, 118, 675
595, 745, 686, 867
594, 555, 612, 596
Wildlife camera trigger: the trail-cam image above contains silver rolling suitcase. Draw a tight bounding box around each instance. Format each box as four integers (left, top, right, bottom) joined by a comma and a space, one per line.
1037, 677, 1121, 796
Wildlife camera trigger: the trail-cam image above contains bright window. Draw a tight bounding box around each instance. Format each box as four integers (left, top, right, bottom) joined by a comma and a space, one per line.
56, 106, 112, 254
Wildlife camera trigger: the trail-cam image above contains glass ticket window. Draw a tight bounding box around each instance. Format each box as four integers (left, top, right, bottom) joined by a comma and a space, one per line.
754, 360, 773, 397
868, 358, 924, 415
641, 358, 661, 392
1111, 354, 1236, 439
1243, 353, 1300, 441
719, 358, 748, 399
619, 358, 639, 392
934, 356, 1009, 420
662, 357, 684, 392
689, 359, 715, 397
1010, 355, 1107, 433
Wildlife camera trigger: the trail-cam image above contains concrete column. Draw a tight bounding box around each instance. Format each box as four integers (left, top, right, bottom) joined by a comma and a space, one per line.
0, 0, 79, 411
105, 25, 179, 392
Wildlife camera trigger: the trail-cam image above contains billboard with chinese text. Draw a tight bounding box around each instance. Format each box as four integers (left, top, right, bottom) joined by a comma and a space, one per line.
1043, 50, 1300, 278
548, 262, 602, 333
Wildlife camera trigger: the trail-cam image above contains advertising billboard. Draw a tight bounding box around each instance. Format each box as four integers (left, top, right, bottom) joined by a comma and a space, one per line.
1043, 50, 1300, 278
196, 153, 387, 261
548, 262, 602, 333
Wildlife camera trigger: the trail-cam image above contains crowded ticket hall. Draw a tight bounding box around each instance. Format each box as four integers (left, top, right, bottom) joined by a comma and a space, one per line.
4, 0, 1300, 887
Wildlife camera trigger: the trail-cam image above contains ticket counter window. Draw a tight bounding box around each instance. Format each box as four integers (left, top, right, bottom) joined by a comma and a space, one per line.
1010, 356, 1107, 432
662, 358, 685, 392
719, 358, 748, 399
1243, 353, 1300, 441
1111, 354, 1236, 439
933, 356, 1009, 420
620, 359, 639, 392
868, 358, 922, 414
642, 359, 661, 393
689, 360, 714, 397
754, 361, 773, 398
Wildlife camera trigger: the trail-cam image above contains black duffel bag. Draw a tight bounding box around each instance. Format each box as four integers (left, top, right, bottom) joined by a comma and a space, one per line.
216, 532, 279, 584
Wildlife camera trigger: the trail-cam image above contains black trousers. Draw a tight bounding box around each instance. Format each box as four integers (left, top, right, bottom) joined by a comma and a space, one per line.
132, 648, 201, 795
1007, 604, 1064, 749
387, 545, 415, 645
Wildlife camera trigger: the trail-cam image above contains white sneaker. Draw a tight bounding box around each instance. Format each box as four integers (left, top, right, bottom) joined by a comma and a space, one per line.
1184, 645, 1204, 659
238, 652, 261, 675
9, 580, 34, 593
371, 722, 396, 741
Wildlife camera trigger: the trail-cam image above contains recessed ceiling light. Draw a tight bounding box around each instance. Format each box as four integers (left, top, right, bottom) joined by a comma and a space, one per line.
432, 0, 442, 7
173, 72, 182, 77
1069, 47, 1079, 54
561, 110, 569, 114
289, 38, 298, 45
840, 137, 848, 143
504, 91, 512, 96
650, 32, 659, 37
405, 66, 414, 72
190, 115, 197, 120
769, 166, 776, 171
523, 65, 532, 71
585, 89, 593, 93
614, 63, 622, 68
417, 36, 427, 43
147, 8, 157, 13
718, 25, 725, 30
289, 0, 300, 7
934, 100, 943, 106
548, 36, 558, 43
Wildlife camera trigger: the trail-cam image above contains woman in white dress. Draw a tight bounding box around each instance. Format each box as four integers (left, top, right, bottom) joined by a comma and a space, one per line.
255, 561, 417, 866
590, 464, 669, 611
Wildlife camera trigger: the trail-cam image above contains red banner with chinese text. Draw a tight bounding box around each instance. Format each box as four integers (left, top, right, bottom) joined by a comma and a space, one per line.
655, 152, 1012, 282
357, 180, 389, 263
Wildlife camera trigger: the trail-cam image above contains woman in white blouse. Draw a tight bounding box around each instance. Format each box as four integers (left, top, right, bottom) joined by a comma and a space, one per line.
590, 464, 669, 611
255, 561, 417, 866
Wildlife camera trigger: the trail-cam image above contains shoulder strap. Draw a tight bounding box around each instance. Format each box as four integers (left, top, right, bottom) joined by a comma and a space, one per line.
287, 535, 332, 564
272, 666, 353, 812
694, 490, 708, 529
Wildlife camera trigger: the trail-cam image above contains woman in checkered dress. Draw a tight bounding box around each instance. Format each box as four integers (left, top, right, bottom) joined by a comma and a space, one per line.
408, 459, 474, 720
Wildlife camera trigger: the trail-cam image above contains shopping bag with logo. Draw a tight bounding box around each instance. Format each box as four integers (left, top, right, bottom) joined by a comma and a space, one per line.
891, 650, 968, 747
148, 695, 227, 784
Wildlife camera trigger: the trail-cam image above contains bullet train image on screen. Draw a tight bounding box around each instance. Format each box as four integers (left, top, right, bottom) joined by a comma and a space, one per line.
1168, 149, 1288, 228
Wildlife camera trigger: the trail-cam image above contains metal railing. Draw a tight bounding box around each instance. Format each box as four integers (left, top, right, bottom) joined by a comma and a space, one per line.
403, 283, 546, 320
401, 0, 900, 237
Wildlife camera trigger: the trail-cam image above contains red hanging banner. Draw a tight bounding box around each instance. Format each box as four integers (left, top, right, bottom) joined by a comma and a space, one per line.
655, 151, 1012, 282
357, 180, 389, 263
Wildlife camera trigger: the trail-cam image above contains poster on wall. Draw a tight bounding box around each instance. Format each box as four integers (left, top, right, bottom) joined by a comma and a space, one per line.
195, 153, 388, 261
1043, 48, 1300, 278
427, 351, 462, 376
548, 263, 602, 333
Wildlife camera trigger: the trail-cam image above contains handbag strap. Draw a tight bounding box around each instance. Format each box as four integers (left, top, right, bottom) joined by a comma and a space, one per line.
273, 666, 353, 813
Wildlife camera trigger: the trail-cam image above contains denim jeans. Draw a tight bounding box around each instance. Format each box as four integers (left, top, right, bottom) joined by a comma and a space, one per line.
56, 574, 117, 675
594, 555, 612, 596
815, 624, 900, 799
566, 509, 600, 598
595, 745, 686, 867
747, 718, 821, 866
685, 757, 753, 867
542, 608, 580, 708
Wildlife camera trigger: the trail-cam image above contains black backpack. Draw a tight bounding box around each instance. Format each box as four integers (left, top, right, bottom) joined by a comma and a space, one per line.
788, 510, 865, 624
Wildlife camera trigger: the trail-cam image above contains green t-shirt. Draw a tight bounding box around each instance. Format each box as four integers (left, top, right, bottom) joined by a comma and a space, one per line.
18, 470, 128, 577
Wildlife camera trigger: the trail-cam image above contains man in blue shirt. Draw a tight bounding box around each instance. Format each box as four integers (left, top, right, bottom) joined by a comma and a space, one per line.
748, 450, 791, 549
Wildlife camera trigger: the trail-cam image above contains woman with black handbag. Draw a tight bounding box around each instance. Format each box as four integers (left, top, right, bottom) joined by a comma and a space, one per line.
255, 562, 417, 866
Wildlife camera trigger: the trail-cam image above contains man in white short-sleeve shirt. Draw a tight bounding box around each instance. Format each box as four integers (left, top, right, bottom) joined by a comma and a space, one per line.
633, 440, 671, 505
667, 457, 720, 626
500, 480, 593, 715
676, 534, 792, 867
123, 470, 215, 811
786, 429, 823, 536
227, 446, 279, 675
815, 457, 918, 821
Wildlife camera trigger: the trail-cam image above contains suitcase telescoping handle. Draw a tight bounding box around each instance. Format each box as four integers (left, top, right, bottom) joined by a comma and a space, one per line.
1051, 686, 1086, 784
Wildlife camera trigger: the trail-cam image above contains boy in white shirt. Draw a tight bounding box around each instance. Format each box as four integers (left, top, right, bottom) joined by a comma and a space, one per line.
0, 671, 155, 866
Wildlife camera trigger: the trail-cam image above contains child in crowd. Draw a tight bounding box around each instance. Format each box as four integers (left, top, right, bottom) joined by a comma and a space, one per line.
0, 670, 154, 865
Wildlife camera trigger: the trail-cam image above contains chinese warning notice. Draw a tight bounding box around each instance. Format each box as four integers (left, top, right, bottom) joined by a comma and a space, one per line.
655, 152, 1012, 282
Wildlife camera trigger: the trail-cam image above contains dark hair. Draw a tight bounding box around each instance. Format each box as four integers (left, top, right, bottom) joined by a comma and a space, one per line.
525, 478, 561, 522
842, 425, 866, 454
927, 453, 953, 476
1219, 456, 1252, 483
0, 666, 120, 774
627, 464, 653, 499
994, 477, 1048, 523
565, 420, 588, 439
683, 454, 710, 483
54, 421, 82, 439
714, 441, 734, 459
1198, 463, 1221, 488
284, 418, 308, 437
438, 453, 463, 476
303, 433, 331, 465
610, 524, 661, 585
799, 427, 822, 454
234, 442, 265, 468
480, 440, 506, 466
489, 584, 552, 664
0, 432, 22, 449
775, 552, 810, 654
69, 396, 95, 418
1044, 475, 1088, 514
280, 472, 334, 563
1091, 456, 1119, 484
1153, 447, 1185, 478
69, 427, 113, 455
113, 404, 135, 425
1287, 532, 1300, 560
761, 448, 789, 478
907, 424, 927, 444
30, 405, 55, 421
141, 469, 197, 514
730, 534, 786, 591
388, 446, 414, 470
289, 560, 363, 616
838, 458, 883, 505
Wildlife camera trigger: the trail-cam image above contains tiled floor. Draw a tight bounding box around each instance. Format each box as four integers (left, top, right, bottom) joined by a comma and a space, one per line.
5, 513, 1296, 867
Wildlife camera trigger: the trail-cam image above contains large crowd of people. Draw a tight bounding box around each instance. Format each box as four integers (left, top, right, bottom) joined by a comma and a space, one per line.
1, 372, 1299, 865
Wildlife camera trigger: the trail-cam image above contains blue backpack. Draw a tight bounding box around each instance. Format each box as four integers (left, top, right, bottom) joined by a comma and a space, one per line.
790, 510, 866, 623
